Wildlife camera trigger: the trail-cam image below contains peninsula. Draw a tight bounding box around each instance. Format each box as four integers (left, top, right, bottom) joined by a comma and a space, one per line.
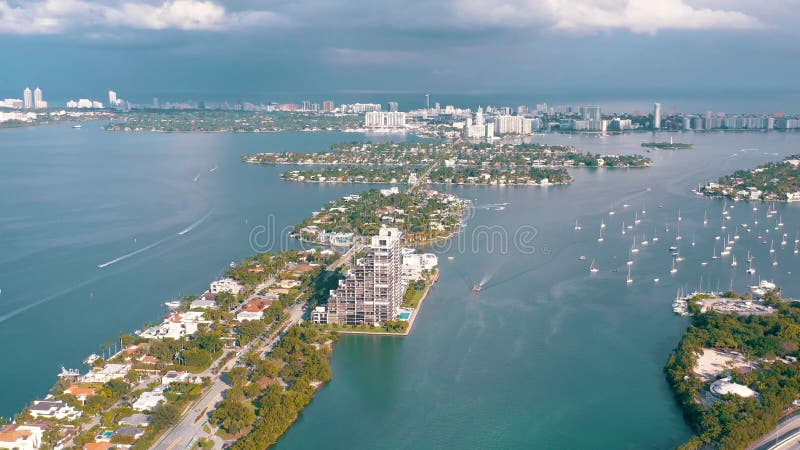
699, 154, 800, 202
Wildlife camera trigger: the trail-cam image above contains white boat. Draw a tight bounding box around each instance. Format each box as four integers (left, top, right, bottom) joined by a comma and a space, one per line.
701, 261, 708, 266
770, 240, 775, 254
597, 227, 604, 243
731, 255, 737, 267
447, 256, 455, 261
703, 210, 708, 226
574, 219, 582, 231
678, 209, 682, 222
712, 247, 719, 260
164, 300, 181, 309
72, 124, 82, 129
621, 221, 626, 235
209, 165, 218, 173
670, 259, 678, 274
626, 268, 633, 284
600, 219, 606, 229
631, 237, 639, 253
589, 259, 599, 273
634, 212, 641, 225
746, 259, 756, 275
653, 278, 660, 283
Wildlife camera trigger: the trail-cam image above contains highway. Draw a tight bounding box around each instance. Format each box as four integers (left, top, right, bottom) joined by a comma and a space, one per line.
750, 411, 800, 450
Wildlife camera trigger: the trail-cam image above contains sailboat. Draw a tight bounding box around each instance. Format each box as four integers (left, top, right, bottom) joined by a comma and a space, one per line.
634, 211, 641, 225
795, 232, 799, 244
589, 259, 599, 273
601, 219, 606, 229
712, 247, 719, 260
778, 215, 784, 227
670, 258, 678, 274
631, 236, 639, 253
773, 256, 779, 267
621, 221, 626, 236
794, 241, 799, 255
597, 227, 604, 243
781, 233, 788, 246
703, 210, 708, 226
746, 259, 756, 275
770, 240, 775, 254
609, 203, 615, 216
652, 228, 660, 242
675, 223, 682, 241
678, 209, 682, 222
641, 234, 649, 246
574, 219, 582, 231
731, 255, 738, 268
626, 266, 633, 284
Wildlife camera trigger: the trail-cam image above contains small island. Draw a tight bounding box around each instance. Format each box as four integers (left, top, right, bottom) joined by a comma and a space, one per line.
666, 284, 800, 450
641, 140, 692, 149
282, 166, 572, 186
699, 154, 800, 202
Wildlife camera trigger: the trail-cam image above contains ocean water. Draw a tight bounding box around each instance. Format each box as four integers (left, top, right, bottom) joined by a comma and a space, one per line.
2, 124, 800, 448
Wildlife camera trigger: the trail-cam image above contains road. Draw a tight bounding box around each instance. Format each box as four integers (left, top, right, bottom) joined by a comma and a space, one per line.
152, 249, 355, 449
750, 411, 800, 450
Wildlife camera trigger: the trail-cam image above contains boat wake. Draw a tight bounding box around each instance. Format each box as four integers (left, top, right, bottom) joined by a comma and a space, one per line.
97, 235, 173, 269
0, 275, 105, 324
177, 210, 213, 236
97, 210, 213, 269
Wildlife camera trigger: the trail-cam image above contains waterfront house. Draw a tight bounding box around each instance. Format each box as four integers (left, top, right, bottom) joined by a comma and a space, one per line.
0, 424, 43, 450
189, 298, 218, 310
63, 385, 96, 403
209, 278, 243, 295
29, 400, 81, 420
235, 310, 264, 322
138, 311, 210, 340
80, 364, 131, 384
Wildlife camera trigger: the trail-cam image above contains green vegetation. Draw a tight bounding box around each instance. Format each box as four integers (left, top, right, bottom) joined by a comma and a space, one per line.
105, 110, 362, 132
294, 188, 466, 246
225, 326, 334, 449
641, 141, 693, 149
666, 290, 800, 449
701, 155, 800, 202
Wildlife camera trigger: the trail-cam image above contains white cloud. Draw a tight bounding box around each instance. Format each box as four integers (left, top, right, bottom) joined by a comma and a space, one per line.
450, 0, 761, 34
0, 0, 283, 34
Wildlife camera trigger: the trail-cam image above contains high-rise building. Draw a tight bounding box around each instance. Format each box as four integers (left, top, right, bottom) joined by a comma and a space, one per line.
326, 227, 404, 325
425, 94, 430, 110
580, 105, 601, 122
23, 87, 33, 109
495, 115, 533, 134
108, 90, 117, 107
653, 102, 662, 129
388, 101, 399, 112
364, 111, 406, 128
153, 97, 160, 109
33, 87, 43, 109
323, 100, 334, 112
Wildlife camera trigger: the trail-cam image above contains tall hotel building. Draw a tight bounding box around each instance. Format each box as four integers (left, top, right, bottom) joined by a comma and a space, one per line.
326, 228, 404, 325
364, 111, 407, 128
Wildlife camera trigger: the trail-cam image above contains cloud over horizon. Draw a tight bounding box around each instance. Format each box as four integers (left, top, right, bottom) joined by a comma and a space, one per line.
0, 0, 764, 35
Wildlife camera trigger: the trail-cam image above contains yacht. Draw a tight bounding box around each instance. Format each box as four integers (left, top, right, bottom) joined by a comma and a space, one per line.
574, 219, 582, 231
72, 124, 82, 129
472, 284, 482, 292
589, 259, 599, 273
579, 255, 587, 261
626, 266, 633, 284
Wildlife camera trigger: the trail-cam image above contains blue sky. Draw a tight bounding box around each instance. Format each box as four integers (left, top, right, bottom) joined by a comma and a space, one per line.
1, 0, 798, 106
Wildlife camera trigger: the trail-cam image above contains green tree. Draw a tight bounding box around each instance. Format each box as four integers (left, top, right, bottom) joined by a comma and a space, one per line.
212, 399, 255, 435
151, 402, 182, 430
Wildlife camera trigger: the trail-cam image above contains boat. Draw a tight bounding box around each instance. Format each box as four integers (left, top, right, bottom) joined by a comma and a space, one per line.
746, 259, 756, 275
678, 209, 682, 222
770, 240, 775, 254
731, 255, 737, 267
634, 212, 641, 225
597, 228, 604, 243
750, 280, 777, 296
164, 300, 181, 309
83, 354, 100, 365
653, 278, 660, 283
589, 259, 599, 273
626, 266, 633, 284
701, 261, 708, 266
621, 221, 626, 235
472, 284, 482, 292
669, 246, 678, 252
448, 256, 455, 260
209, 165, 218, 173
579, 255, 587, 261
703, 211, 708, 226
631, 237, 639, 253
675, 224, 682, 241
670, 259, 678, 274
574, 219, 582, 231
600, 220, 606, 229
72, 124, 82, 129
712, 247, 719, 260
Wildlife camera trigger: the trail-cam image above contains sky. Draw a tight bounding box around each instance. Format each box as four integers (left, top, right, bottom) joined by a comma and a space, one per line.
1, 0, 799, 109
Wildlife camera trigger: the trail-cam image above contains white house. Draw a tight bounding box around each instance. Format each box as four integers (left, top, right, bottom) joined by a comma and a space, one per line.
235, 311, 264, 322
161, 371, 189, 386
29, 400, 81, 420
189, 298, 218, 310
132, 389, 166, 411
209, 278, 243, 295
138, 311, 210, 340
402, 253, 438, 283
0, 424, 44, 450
80, 364, 131, 384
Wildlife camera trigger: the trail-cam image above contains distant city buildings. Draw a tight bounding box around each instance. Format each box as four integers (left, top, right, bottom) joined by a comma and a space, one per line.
66, 99, 104, 109
341, 103, 381, 114
23, 87, 32, 109
364, 111, 406, 128
495, 114, 533, 134
323, 100, 334, 112
653, 102, 662, 129
388, 101, 399, 112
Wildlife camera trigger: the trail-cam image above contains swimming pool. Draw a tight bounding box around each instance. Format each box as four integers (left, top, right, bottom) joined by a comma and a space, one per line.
399, 312, 411, 320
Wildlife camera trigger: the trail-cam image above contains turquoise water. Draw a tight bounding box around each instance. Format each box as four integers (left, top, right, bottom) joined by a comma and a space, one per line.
399, 312, 411, 320
3, 125, 800, 448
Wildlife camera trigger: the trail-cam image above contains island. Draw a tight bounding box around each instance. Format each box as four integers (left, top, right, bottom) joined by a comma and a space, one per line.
699, 154, 800, 202
104, 110, 362, 133
292, 187, 467, 247
666, 284, 800, 450
641, 140, 692, 150
282, 166, 572, 186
